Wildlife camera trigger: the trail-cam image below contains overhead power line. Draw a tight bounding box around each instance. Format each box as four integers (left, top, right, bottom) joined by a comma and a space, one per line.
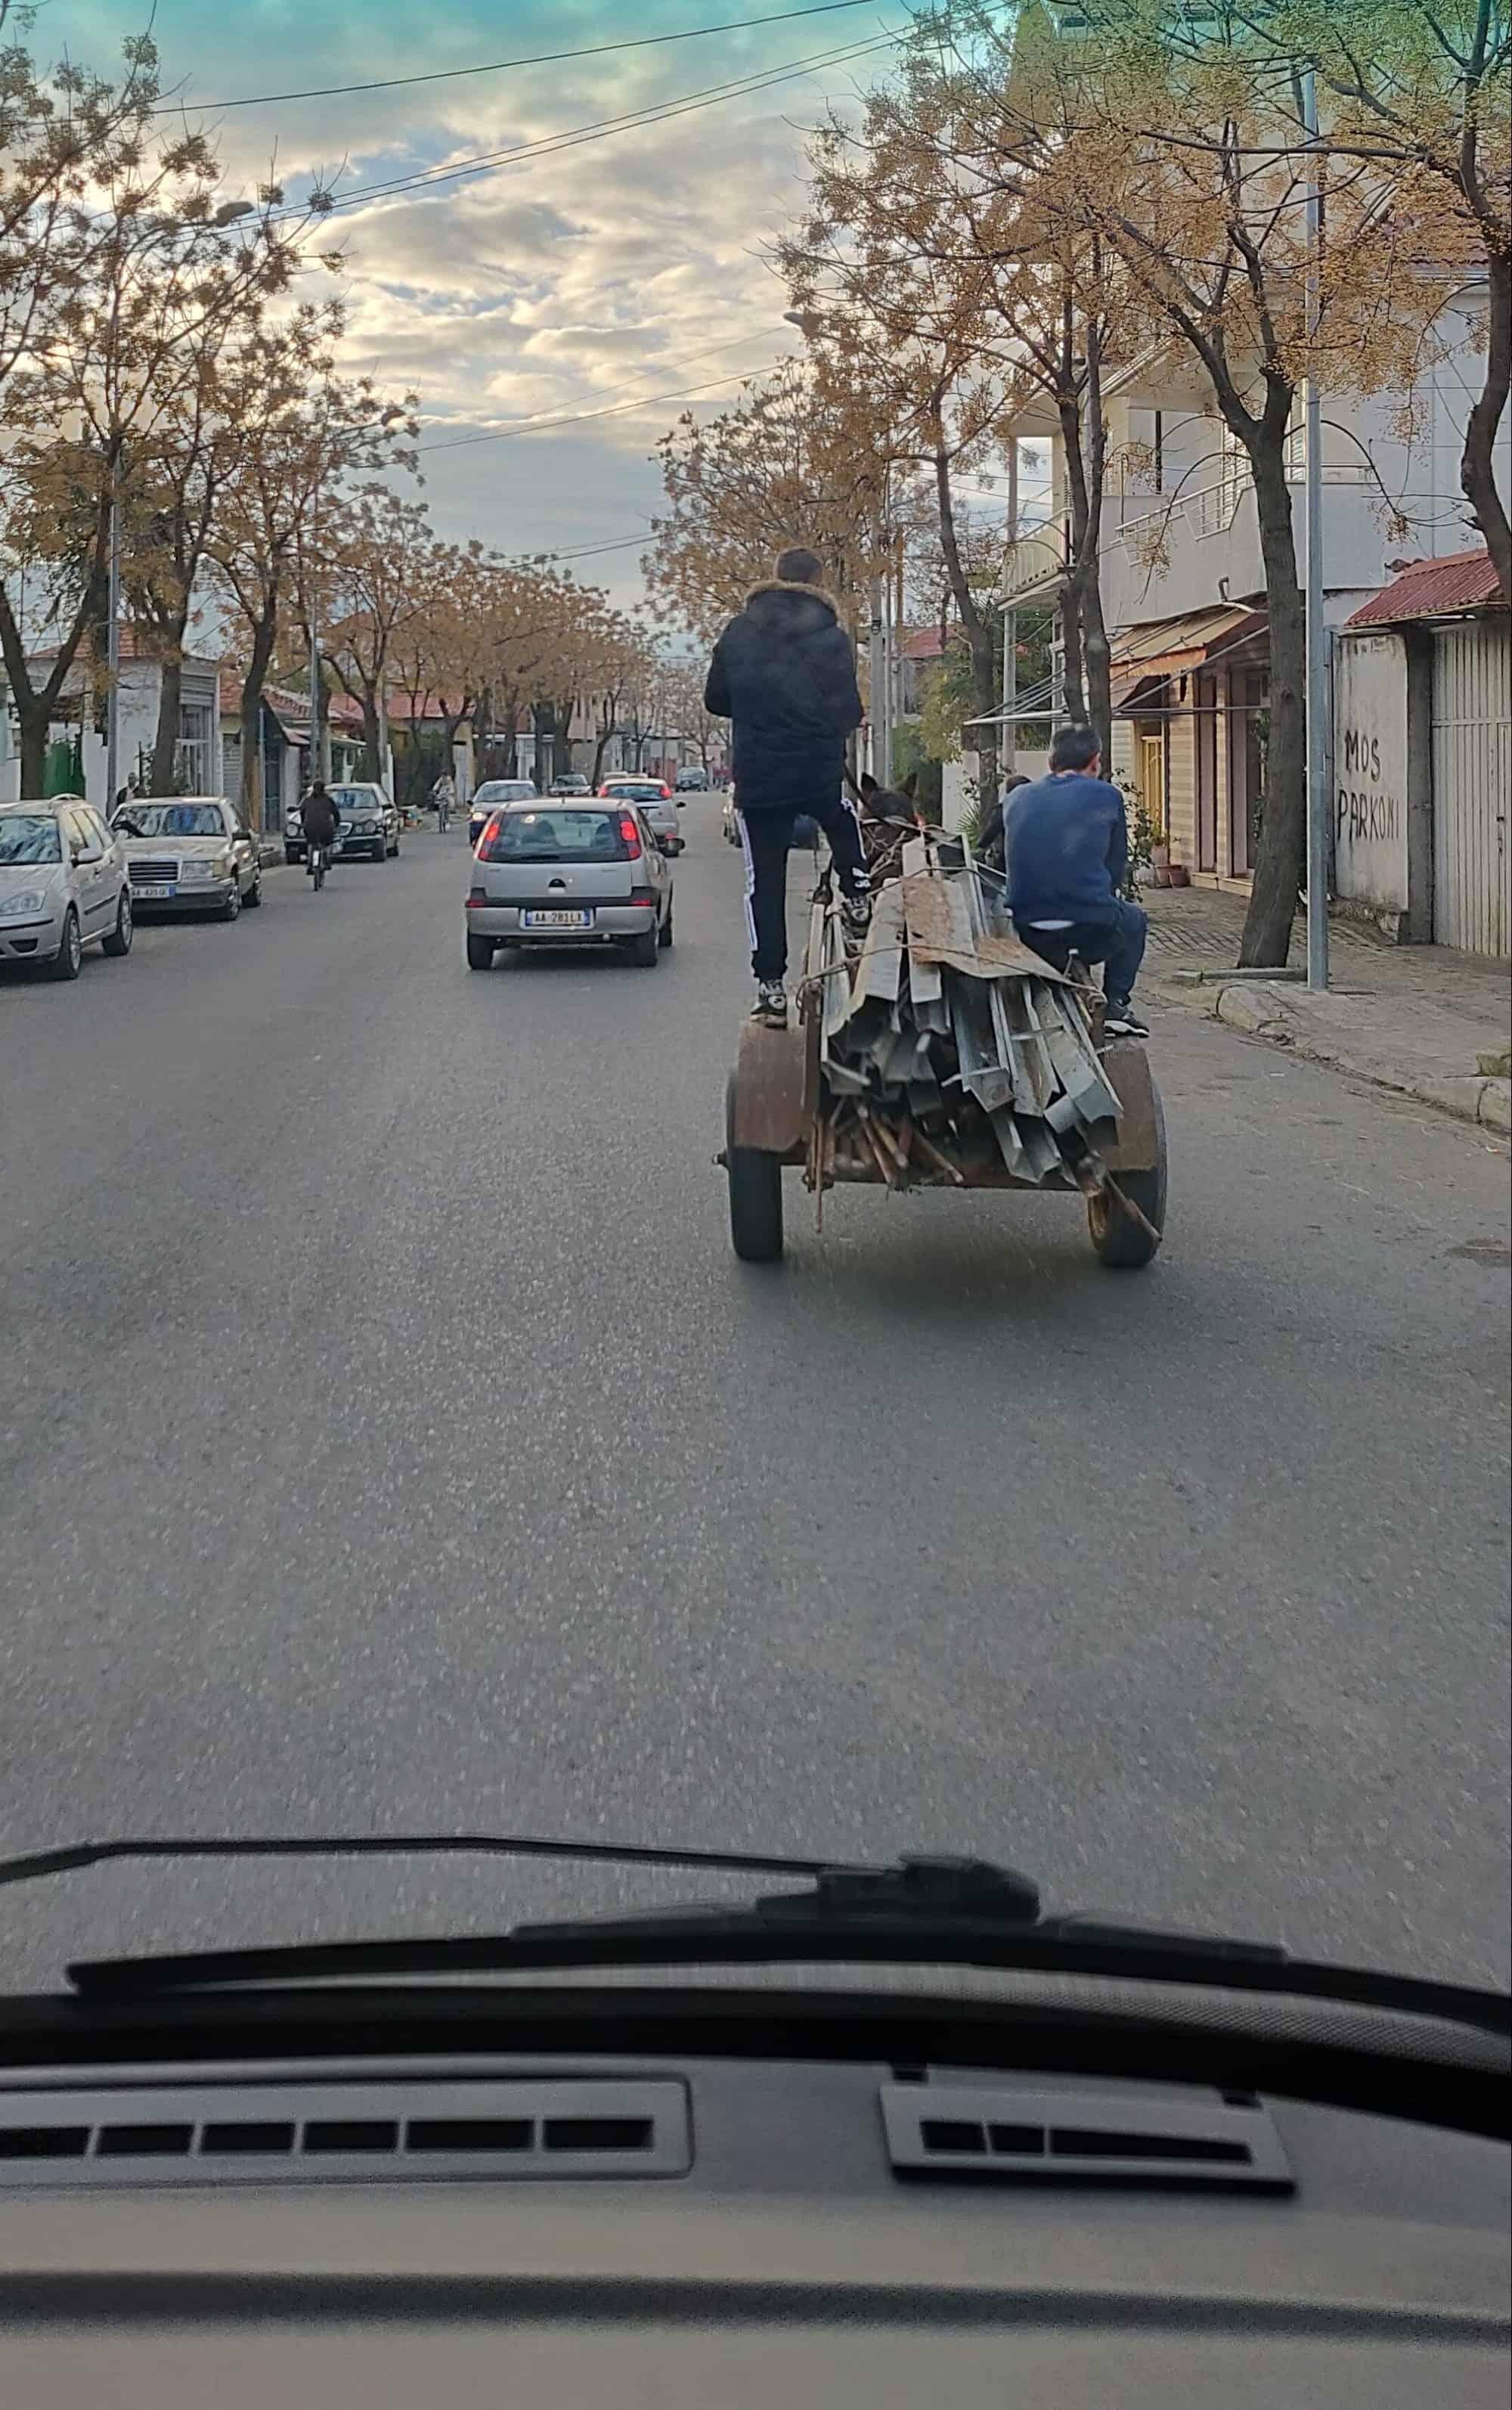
184, 1, 894, 112
418, 366, 765, 456
292, 28, 909, 225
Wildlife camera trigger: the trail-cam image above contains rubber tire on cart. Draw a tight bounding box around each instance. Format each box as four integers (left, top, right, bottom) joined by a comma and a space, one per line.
658, 899, 674, 948
724, 1070, 783, 1263
1087, 1079, 1167, 1270
627, 926, 659, 968
101, 891, 133, 957
48, 907, 83, 981
466, 930, 495, 970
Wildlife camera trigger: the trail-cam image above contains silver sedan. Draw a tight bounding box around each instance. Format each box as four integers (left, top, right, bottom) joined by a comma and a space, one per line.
0, 799, 135, 978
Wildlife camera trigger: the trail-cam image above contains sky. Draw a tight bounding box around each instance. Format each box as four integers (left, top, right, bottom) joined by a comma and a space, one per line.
45, 0, 925, 611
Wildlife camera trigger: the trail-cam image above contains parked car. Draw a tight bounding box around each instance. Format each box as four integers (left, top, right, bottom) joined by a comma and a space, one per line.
469, 777, 538, 849
465, 799, 673, 970
0, 797, 134, 978
548, 772, 590, 797
286, 783, 399, 864
111, 795, 262, 918
675, 766, 709, 792
597, 775, 683, 854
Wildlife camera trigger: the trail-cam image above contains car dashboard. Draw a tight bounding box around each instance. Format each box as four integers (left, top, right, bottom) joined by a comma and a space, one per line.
2, 2040, 1506, 2406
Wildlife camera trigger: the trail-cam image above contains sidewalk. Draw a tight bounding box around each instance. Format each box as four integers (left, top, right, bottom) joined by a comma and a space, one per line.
1140, 886, 1511, 1137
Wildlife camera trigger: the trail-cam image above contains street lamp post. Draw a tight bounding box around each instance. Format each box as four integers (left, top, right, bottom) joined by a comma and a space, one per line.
105, 454, 122, 808
1302, 67, 1329, 992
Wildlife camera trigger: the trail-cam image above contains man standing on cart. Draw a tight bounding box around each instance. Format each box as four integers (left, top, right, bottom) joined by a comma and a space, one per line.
705, 545, 871, 1027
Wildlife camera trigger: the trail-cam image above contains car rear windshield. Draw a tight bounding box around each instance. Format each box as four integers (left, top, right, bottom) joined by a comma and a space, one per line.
612, 784, 667, 802
482, 808, 634, 863
115, 803, 225, 838
0, 813, 61, 864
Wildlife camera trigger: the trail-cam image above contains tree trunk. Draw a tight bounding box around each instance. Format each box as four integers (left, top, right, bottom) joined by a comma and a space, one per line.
1058, 386, 1113, 757
360, 690, 382, 781
239, 601, 280, 831
1241, 439, 1306, 968
16, 696, 52, 798
151, 647, 183, 795
1461, 248, 1511, 602
933, 443, 998, 811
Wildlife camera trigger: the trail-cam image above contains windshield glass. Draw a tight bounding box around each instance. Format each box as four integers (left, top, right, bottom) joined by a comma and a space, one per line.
483, 808, 630, 861
114, 802, 225, 838
0, 813, 61, 864
4, 0, 1507, 2015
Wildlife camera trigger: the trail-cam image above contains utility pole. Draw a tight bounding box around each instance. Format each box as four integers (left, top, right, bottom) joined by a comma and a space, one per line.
869, 574, 889, 786
104, 452, 122, 808
1303, 66, 1329, 992
1002, 438, 1020, 778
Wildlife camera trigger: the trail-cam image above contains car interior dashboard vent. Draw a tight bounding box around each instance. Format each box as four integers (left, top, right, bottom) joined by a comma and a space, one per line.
0, 2077, 689, 2185
881, 2079, 1294, 2192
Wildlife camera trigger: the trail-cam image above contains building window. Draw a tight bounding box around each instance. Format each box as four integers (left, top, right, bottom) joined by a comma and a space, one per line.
176, 699, 214, 795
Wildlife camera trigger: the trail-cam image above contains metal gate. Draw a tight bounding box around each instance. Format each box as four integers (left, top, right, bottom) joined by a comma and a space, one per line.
1432, 620, 1510, 954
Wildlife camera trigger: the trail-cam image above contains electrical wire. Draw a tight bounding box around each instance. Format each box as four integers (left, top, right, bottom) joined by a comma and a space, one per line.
417, 366, 770, 456
290, 28, 909, 226
416, 326, 788, 456
182, 1, 900, 113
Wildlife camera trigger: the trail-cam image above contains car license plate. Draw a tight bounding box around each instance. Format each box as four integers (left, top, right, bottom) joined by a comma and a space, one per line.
522, 907, 593, 929
134, 883, 174, 899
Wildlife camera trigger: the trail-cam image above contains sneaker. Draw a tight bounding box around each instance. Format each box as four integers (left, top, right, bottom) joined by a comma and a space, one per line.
840, 889, 872, 943
1104, 1002, 1150, 1039
751, 980, 789, 1028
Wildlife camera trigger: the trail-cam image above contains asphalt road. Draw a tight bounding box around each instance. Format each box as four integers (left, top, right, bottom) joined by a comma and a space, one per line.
2, 812, 1509, 1992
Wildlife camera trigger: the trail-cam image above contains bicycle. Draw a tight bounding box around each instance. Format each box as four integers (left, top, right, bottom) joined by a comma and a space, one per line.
307, 839, 330, 891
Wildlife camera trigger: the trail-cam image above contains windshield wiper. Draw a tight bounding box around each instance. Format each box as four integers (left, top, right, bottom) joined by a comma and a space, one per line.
6, 1831, 1504, 2032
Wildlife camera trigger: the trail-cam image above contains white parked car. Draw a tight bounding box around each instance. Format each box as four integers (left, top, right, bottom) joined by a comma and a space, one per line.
111, 795, 263, 918
0, 798, 134, 979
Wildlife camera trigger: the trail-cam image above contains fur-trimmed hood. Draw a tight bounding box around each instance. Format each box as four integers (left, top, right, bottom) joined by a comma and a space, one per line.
742, 577, 842, 632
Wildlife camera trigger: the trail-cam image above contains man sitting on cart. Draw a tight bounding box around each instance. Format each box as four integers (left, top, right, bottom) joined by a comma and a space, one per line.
705, 544, 871, 1028
1003, 724, 1150, 1039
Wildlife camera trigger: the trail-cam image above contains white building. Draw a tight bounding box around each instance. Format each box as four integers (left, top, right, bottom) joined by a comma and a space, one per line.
998, 286, 1508, 895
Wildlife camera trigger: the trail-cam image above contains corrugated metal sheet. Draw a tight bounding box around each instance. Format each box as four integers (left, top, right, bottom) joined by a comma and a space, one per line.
1432, 619, 1510, 956
1349, 548, 1507, 628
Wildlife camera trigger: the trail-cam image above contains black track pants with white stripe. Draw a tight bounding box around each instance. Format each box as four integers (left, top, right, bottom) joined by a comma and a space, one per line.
737, 799, 869, 982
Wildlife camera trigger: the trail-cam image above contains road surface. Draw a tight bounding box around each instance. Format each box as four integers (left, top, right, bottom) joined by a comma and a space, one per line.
2, 813, 1508, 1990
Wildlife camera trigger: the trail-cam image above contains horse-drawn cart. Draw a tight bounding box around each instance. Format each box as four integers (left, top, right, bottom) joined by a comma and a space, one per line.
720, 830, 1167, 1269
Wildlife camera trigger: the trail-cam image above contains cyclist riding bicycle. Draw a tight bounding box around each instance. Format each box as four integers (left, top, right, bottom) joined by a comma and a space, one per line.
300, 779, 341, 880
432, 772, 455, 833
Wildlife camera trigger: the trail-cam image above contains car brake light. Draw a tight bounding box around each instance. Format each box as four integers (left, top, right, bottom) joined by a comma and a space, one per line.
618, 813, 642, 858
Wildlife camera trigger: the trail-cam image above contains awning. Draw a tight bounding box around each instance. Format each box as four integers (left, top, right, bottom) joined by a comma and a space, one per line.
1111, 606, 1266, 710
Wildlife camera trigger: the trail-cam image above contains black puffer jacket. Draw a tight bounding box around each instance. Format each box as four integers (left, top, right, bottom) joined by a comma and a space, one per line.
704, 580, 863, 815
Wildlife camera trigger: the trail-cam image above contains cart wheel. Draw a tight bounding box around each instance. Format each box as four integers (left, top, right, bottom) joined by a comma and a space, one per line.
1088, 1079, 1167, 1269
724, 1071, 784, 1262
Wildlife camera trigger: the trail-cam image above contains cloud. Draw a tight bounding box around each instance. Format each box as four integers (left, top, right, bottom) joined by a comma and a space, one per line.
47, 0, 909, 613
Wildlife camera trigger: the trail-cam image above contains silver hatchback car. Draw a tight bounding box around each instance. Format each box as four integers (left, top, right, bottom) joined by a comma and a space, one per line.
465, 798, 673, 969
0, 799, 134, 979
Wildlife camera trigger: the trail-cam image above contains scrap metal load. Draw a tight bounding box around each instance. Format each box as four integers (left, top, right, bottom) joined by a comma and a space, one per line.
808, 830, 1124, 1196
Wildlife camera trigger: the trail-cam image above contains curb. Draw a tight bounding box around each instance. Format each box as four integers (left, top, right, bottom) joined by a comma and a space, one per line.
1206, 981, 1511, 1137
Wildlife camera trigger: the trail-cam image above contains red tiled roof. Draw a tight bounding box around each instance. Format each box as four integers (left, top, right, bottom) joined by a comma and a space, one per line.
902, 626, 947, 661
1347, 547, 1507, 628
217, 665, 364, 724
